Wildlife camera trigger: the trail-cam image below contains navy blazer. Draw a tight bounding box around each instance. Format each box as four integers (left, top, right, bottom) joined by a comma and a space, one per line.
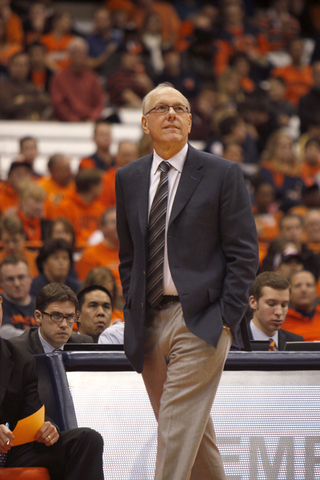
116, 144, 259, 372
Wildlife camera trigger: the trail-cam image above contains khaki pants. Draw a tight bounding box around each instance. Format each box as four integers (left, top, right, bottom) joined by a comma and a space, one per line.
142, 303, 232, 480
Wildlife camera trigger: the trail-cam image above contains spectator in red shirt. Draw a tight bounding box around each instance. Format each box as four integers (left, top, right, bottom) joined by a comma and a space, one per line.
50, 36, 105, 122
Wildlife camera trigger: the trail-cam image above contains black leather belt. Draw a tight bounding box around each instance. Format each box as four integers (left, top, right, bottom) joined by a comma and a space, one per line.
156, 295, 180, 309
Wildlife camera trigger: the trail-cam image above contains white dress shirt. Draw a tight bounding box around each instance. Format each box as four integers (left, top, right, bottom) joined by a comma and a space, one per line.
148, 143, 188, 296
250, 320, 279, 350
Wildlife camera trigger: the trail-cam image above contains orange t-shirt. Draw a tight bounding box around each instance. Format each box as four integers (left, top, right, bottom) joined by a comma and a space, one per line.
282, 305, 320, 341
38, 177, 75, 206
0, 182, 19, 215
40, 33, 74, 70
271, 64, 314, 106
75, 241, 120, 289
0, 247, 39, 278
101, 168, 117, 207
55, 191, 106, 246
5, 13, 24, 44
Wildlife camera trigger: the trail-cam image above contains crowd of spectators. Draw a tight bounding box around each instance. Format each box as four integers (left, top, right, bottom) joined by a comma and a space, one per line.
1, 0, 320, 343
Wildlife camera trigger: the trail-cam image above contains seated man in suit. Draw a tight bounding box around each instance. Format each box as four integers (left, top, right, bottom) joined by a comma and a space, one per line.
249, 271, 304, 350
77, 285, 112, 343
0, 295, 104, 479
10, 283, 92, 353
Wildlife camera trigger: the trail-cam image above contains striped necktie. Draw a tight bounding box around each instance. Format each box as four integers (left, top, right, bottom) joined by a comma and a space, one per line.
146, 161, 171, 308
268, 338, 276, 351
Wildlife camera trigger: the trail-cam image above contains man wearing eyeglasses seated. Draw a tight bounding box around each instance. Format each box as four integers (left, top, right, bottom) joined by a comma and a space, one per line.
10, 283, 92, 354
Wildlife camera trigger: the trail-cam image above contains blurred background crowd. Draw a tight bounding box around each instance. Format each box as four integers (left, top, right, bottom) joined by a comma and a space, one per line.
1, 0, 320, 339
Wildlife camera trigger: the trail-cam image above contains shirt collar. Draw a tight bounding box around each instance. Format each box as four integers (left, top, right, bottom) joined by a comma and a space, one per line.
38, 328, 64, 354
250, 320, 279, 348
152, 143, 188, 175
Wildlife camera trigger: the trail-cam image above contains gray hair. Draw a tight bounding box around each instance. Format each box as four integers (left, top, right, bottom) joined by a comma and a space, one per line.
142, 83, 191, 115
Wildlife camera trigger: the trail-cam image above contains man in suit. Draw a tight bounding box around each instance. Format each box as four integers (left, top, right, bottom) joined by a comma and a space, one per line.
115, 83, 259, 480
249, 271, 304, 350
0, 297, 104, 479
10, 283, 92, 354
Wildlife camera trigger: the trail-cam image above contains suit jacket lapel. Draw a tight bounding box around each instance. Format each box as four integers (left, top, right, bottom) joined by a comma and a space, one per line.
30, 328, 44, 354
0, 339, 14, 407
170, 144, 204, 225
136, 154, 153, 236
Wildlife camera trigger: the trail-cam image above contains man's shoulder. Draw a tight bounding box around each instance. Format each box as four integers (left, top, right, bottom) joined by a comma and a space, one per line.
8, 327, 40, 354
279, 328, 304, 342
187, 144, 233, 168
117, 154, 153, 177
68, 333, 93, 344
2, 336, 36, 365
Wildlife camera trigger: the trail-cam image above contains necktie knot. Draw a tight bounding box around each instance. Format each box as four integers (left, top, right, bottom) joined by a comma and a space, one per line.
159, 161, 171, 174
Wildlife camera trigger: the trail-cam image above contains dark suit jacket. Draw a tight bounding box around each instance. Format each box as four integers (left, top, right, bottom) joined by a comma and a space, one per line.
116, 144, 259, 372
248, 326, 305, 351
0, 337, 42, 431
9, 327, 93, 355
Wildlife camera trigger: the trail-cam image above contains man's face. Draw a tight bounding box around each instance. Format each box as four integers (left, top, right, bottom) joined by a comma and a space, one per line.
51, 156, 72, 186
250, 286, 290, 337
102, 210, 118, 244
21, 139, 38, 163
1, 232, 24, 255
35, 300, 76, 349
94, 123, 111, 150
0, 261, 32, 303
43, 250, 70, 283
8, 166, 33, 191
280, 217, 303, 243
290, 271, 318, 312
79, 290, 112, 337
116, 142, 138, 167
21, 196, 44, 219
141, 87, 192, 153
304, 212, 320, 243
9, 54, 30, 82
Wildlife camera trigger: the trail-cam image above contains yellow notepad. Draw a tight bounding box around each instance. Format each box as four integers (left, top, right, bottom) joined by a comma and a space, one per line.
11, 405, 45, 446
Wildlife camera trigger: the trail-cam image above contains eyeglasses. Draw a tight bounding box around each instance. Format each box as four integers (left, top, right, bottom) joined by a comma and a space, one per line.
41, 311, 78, 323
145, 104, 189, 115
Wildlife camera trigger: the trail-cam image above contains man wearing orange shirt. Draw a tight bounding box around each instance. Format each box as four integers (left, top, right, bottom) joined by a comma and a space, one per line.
76, 207, 120, 290
80, 120, 115, 171
0, 160, 34, 215
271, 37, 314, 106
282, 270, 320, 341
0, 0, 24, 44
0, 213, 39, 278
102, 140, 139, 206
38, 153, 74, 208
55, 168, 106, 247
